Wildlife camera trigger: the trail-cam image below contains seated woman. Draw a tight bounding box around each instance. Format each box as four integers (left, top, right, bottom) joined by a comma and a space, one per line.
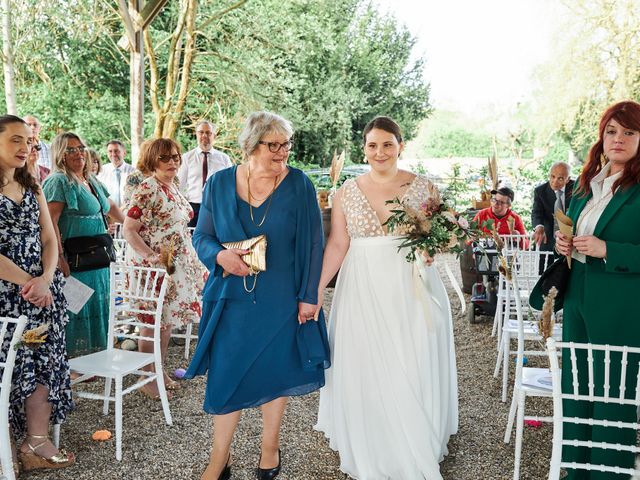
0, 115, 74, 475
123, 138, 207, 399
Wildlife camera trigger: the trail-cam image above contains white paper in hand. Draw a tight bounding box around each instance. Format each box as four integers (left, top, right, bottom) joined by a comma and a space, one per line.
63, 276, 95, 314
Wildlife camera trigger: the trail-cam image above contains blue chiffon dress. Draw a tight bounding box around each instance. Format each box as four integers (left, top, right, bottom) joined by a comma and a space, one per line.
185, 166, 330, 414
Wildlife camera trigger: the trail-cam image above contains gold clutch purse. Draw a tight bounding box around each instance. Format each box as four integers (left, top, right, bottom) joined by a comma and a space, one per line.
221, 234, 267, 281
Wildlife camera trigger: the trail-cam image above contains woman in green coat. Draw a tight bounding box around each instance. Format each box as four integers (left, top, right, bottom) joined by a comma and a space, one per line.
555, 100, 640, 479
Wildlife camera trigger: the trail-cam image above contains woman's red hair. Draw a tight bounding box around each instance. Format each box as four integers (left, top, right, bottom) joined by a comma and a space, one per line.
577, 101, 640, 196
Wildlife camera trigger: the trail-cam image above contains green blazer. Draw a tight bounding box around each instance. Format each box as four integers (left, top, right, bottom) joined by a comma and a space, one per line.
568, 182, 640, 274
565, 181, 640, 344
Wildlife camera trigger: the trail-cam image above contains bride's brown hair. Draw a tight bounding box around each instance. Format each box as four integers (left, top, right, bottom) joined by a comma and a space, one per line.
0, 115, 39, 194
362, 116, 403, 144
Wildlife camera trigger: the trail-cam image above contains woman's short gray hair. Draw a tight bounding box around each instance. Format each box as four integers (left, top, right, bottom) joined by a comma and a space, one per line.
238, 111, 294, 158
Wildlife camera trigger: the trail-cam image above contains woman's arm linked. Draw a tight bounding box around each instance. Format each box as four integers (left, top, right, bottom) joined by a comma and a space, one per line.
314, 190, 350, 318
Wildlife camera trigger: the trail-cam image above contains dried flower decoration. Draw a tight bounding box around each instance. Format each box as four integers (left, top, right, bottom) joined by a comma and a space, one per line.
14, 323, 49, 351
538, 286, 557, 341
498, 255, 513, 281
159, 237, 177, 274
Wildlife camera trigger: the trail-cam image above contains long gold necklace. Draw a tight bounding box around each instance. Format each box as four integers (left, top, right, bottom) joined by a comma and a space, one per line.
247, 166, 278, 227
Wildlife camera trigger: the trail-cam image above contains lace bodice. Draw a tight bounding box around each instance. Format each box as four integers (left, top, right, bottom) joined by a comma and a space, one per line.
340, 175, 441, 239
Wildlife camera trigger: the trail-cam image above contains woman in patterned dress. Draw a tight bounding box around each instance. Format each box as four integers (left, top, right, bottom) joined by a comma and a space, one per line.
0, 115, 74, 474
315, 116, 458, 480
123, 138, 206, 399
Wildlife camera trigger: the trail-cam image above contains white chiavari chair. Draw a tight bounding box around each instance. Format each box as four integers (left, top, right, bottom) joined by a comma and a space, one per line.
54, 264, 172, 460
495, 249, 557, 402
502, 271, 556, 480
0, 315, 28, 480
547, 339, 640, 479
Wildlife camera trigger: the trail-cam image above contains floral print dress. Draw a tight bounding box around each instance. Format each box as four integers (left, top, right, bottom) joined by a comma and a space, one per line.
126, 176, 206, 327
0, 188, 74, 437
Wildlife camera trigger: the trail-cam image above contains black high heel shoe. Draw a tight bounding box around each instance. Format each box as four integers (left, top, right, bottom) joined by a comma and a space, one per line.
257, 449, 281, 480
218, 454, 231, 480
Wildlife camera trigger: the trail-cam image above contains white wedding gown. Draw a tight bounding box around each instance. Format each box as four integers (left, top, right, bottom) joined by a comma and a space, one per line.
315, 176, 458, 480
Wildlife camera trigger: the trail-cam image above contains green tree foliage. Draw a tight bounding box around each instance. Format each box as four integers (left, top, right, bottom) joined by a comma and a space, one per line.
3, 0, 430, 166
533, 0, 640, 160
7, 2, 130, 150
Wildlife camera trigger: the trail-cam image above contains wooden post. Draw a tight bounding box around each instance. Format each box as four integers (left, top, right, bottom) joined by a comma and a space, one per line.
129, 0, 145, 162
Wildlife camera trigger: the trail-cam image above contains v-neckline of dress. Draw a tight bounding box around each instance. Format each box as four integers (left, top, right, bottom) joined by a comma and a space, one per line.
0, 190, 27, 206
353, 175, 417, 235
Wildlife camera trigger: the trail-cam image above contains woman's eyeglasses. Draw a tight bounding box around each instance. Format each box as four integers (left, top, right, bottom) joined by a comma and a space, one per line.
490, 197, 510, 206
31, 144, 42, 152
65, 146, 86, 155
258, 140, 293, 153
158, 154, 181, 163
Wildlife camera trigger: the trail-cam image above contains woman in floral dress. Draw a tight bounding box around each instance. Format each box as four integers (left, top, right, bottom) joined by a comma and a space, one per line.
123, 138, 207, 398
0, 115, 74, 474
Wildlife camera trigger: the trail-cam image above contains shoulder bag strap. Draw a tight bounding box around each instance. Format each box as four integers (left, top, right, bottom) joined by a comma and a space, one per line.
86, 180, 110, 231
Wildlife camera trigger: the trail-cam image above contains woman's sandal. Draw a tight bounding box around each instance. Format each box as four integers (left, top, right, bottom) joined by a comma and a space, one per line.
139, 383, 173, 401
18, 434, 75, 472
164, 377, 182, 391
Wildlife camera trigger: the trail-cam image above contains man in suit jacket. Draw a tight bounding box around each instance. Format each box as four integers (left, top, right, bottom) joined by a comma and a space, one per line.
531, 162, 574, 251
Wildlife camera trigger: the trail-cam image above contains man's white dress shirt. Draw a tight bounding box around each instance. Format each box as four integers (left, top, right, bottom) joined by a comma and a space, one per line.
36, 141, 52, 170
97, 162, 136, 207
178, 147, 232, 204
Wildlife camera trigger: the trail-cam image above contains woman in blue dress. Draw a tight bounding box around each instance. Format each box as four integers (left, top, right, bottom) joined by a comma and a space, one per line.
0, 115, 75, 474
185, 111, 330, 480
43, 132, 124, 356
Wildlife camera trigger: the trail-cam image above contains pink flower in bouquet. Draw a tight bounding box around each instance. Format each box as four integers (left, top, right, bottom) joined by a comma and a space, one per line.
420, 198, 440, 216
457, 216, 469, 230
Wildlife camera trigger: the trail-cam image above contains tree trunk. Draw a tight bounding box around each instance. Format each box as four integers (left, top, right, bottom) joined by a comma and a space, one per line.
1, 0, 17, 114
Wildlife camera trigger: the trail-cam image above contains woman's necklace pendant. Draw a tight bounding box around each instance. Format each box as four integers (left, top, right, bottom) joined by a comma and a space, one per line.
247, 166, 278, 227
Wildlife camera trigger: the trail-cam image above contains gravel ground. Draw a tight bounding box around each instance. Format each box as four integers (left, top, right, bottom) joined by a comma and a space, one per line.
14, 254, 554, 480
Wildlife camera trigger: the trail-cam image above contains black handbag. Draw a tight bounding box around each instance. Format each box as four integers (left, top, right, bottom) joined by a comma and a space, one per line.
529, 256, 571, 312
64, 233, 115, 271
63, 180, 116, 272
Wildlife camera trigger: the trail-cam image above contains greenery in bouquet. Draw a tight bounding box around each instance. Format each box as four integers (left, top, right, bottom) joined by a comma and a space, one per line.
383, 196, 488, 262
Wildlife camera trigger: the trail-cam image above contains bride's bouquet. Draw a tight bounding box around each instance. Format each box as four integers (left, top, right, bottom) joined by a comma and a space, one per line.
384, 196, 486, 263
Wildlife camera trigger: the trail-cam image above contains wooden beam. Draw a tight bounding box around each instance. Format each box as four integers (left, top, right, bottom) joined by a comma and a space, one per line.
139, 0, 169, 30
116, 0, 168, 50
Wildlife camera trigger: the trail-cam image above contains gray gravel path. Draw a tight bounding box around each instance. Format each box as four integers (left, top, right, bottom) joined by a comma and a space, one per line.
17, 254, 553, 480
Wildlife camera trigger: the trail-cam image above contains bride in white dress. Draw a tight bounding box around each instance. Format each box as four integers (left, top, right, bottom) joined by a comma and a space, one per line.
314, 116, 458, 480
